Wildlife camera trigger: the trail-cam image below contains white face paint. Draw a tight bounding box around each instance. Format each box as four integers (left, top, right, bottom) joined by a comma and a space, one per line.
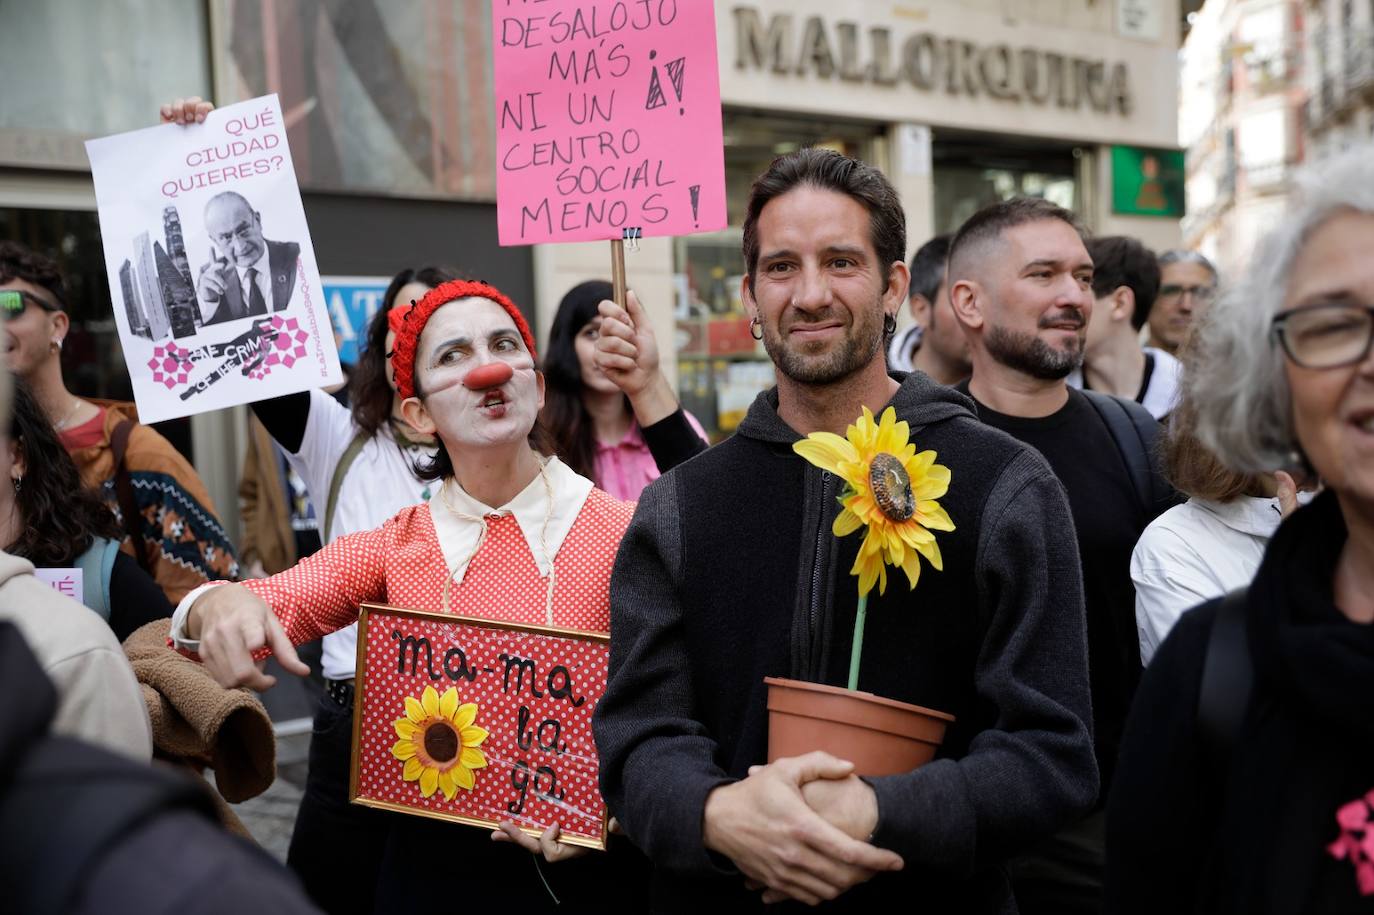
412, 297, 543, 451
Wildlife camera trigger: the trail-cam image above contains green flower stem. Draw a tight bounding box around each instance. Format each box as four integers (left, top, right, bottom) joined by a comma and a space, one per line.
848, 593, 868, 692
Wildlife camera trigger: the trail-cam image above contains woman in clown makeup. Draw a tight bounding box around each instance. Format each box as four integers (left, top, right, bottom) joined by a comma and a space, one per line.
170, 280, 648, 912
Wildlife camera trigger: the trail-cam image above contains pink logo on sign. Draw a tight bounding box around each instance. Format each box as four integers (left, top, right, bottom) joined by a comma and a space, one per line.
492, 0, 726, 245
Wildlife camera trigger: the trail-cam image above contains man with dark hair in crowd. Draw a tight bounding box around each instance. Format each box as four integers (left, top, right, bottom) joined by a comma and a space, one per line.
595, 148, 1096, 912
946, 198, 1177, 914
886, 234, 971, 385
1068, 235, 1181, 420
0, 241, 237, 604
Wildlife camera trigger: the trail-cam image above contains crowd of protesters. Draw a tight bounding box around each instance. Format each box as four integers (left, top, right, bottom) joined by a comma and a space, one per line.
0, 94, 1368, 914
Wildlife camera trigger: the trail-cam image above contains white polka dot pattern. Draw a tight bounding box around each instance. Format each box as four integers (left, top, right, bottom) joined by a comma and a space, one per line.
353, 610, 611, 842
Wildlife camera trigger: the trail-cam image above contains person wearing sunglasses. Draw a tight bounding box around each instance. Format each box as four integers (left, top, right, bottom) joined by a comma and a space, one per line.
1146, 250, 1218, 355
0, 241, 238, 604
1107, 146, 1374, 912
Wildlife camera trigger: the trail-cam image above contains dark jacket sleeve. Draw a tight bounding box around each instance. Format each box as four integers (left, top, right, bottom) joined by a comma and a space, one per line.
1104, 600, 1218, 913
593, 472, 734, 878
864, 449, 1100, 875
249, 392, 312, 455
107, 552, 175, 643
640, 408, 709, 474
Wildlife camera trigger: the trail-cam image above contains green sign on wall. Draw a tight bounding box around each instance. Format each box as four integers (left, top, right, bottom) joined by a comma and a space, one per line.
1111, 145, 1185, 218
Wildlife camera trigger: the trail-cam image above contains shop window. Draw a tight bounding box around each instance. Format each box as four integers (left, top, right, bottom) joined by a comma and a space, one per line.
674, 112, 883, 439
931, 139, 1080, 235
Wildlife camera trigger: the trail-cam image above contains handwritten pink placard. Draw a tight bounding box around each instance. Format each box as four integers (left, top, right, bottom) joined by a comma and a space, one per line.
492, 0, 727, 246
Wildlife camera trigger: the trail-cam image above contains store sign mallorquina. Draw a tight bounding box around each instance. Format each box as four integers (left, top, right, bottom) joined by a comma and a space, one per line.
732, 6, 1132, 117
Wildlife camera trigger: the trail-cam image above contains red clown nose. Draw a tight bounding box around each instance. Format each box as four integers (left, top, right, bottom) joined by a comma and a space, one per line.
463, 362, 514, 390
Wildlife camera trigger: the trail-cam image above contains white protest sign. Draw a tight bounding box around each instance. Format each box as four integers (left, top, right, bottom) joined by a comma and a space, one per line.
85, 94, 341, 423
34, 568, 83, 604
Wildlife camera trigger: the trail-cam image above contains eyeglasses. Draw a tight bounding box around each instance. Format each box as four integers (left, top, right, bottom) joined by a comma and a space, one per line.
1271, 303, 1374, 369
0, 288, 59, 320
1158, 284, 1216, 303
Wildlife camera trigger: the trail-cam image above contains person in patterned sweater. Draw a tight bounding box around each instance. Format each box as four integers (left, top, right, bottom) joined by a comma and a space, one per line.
0, 240, 237, 604
169, 280, 643, 912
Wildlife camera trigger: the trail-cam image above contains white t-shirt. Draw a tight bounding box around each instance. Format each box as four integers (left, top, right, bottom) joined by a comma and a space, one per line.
1067, 346, 1181, 420
1130, 495, 1281, 666
287, 389, 435, 680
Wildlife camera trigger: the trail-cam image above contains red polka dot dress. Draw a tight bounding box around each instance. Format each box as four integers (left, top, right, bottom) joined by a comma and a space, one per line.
227, 459, 634, 653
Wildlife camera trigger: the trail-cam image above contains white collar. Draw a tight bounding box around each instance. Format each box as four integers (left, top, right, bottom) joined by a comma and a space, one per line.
428, 455, 593, 585
1194, 494, 1285, 538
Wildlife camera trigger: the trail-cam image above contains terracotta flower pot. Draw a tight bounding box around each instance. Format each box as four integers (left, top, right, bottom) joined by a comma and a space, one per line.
765, 677, 955, 777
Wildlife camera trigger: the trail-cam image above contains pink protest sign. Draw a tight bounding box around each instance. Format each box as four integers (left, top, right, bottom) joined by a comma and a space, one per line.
492, 1, 727, 246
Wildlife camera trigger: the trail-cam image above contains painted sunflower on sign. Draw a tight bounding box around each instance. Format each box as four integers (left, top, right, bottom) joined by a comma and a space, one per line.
794, 405, 955, 689
392, 685, 489, 800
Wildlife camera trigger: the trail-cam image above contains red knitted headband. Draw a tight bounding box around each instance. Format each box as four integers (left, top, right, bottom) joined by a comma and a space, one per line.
388, 279, 538, 400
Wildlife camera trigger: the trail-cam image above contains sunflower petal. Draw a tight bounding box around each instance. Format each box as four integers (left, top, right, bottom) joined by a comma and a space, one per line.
833, 509, 864, 537
793, 433, 858, 474
403, 757, 423, 781
917, 503, 956, 531
391, 739, 417, 761
405, 696, 426, 724
453, 703, 477, 731
421, 685, 440, 718
461, 725, 490, 747
455, 765, 475, 790
900, 545, 922, 590
438, 769, 457, 801
439, 686, 459, 721
461, 746, 488, 769
394, 718, 419, 740
419, 766, 439, 798
856, 555, 880, 597
915, 538, 945, 571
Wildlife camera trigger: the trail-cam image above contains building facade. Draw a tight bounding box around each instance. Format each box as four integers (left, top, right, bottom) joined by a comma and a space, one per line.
1180, 0, 1306, 277
1303, 0, 1374, 158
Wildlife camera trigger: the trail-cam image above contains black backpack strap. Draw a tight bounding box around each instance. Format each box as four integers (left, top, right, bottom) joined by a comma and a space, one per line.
1081, 390, 1172, 517
0, 737, 219, 915
1196, 588, 1253, 769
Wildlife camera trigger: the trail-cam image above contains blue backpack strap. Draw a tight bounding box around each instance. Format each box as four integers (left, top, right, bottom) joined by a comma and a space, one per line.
71, 537, 118, 621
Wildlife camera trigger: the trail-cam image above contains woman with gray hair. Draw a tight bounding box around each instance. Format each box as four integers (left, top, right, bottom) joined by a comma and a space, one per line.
1105, 147, 1374, 911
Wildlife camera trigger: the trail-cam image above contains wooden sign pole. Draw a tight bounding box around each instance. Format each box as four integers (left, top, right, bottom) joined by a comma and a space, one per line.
610, 237, 627, 308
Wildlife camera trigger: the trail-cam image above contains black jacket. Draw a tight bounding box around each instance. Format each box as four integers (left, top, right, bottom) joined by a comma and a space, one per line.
594, 372, 1099, 912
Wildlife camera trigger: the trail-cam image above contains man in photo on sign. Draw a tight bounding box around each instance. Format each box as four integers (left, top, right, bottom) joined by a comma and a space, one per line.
197, 190, 299, 326
594, 148, 1097, 912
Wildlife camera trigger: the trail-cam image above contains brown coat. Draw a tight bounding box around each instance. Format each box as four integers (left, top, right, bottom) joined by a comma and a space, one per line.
238, 417, 297, 576
124, 620, 276, 838
66, 401, 238, 603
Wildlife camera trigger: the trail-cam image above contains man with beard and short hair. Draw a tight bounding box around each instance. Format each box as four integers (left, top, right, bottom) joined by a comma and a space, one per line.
886, 234, 971, 385
595, 149, 1097, 913
947, 197, 1177, 915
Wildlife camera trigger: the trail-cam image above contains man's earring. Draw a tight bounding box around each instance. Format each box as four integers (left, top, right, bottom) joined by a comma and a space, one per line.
50, 338, 62, 353
748, 316, 763, 341
883, 313, 897, 337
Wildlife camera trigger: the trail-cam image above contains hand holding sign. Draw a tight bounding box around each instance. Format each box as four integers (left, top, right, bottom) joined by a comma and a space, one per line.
492, 0, 725, 245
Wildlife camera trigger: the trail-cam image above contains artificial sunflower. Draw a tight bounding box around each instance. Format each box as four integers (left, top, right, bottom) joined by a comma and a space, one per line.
391, 685, 489, 800
794, 405, 955, 689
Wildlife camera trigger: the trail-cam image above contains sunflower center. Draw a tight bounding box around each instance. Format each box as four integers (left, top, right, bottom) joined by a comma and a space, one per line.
869, 453, 915, 521
423, 721, 459, 763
